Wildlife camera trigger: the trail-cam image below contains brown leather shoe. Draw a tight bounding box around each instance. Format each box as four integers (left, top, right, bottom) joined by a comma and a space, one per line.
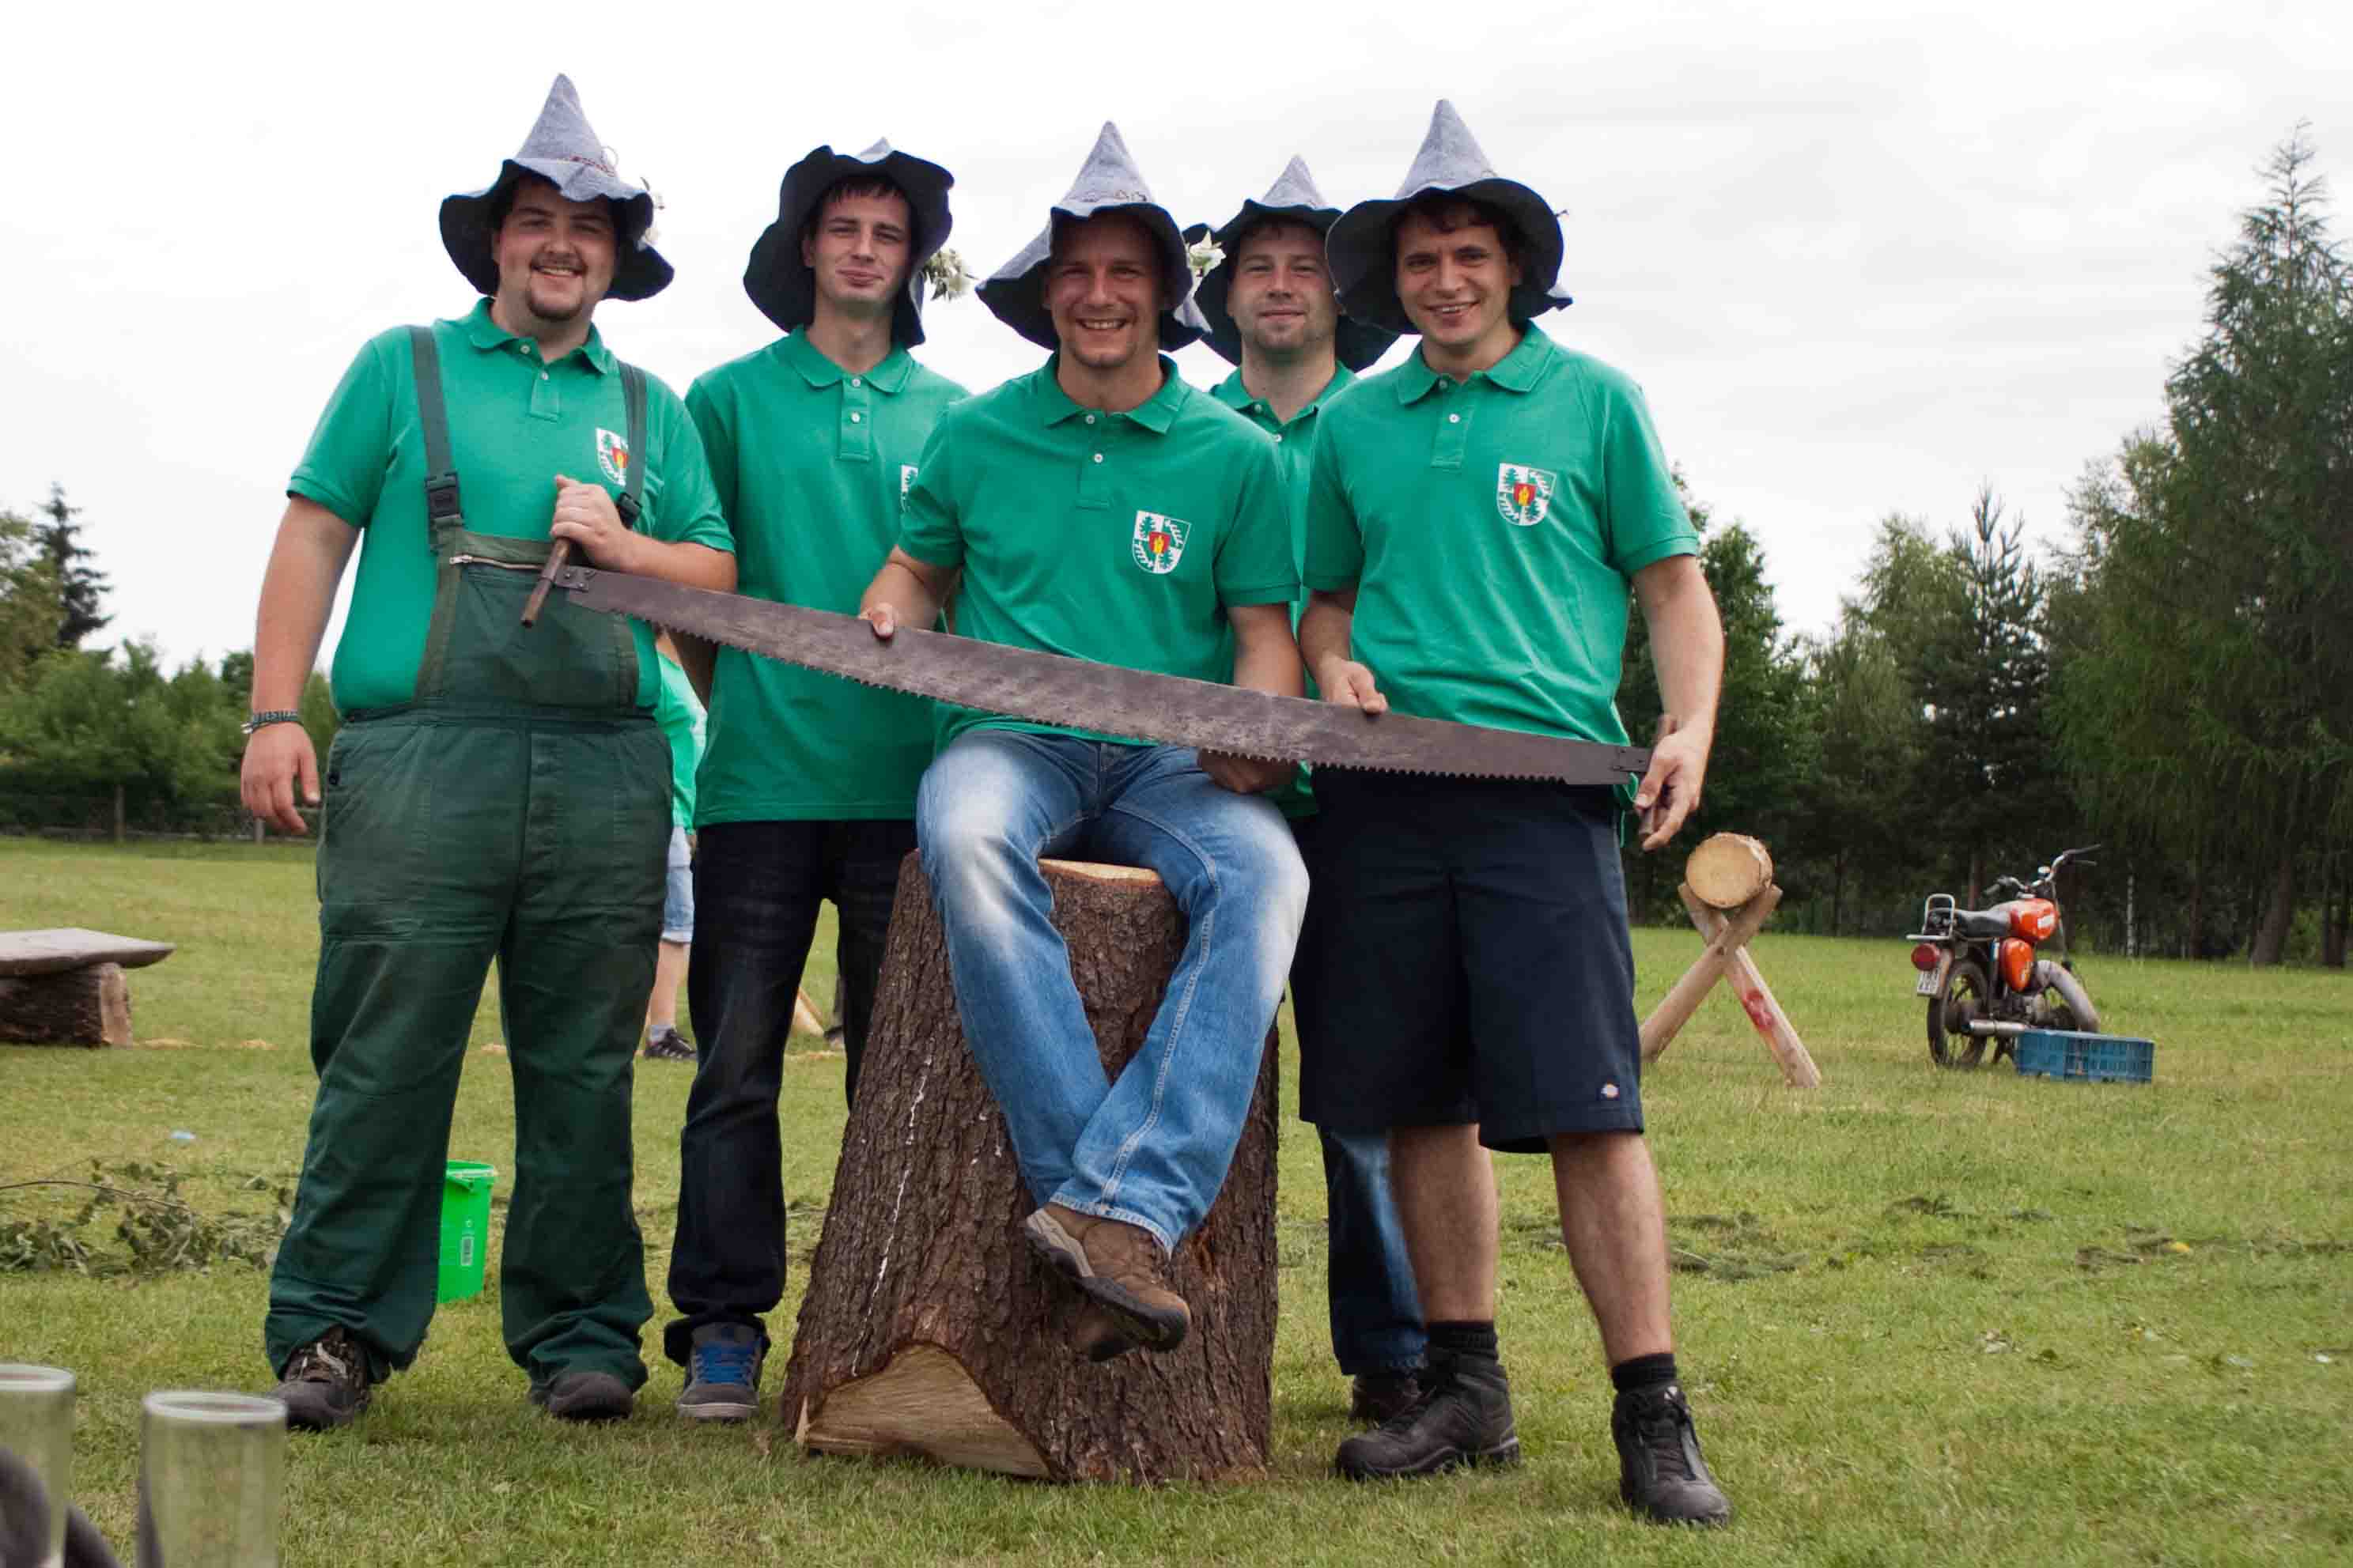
1068, 1300, 1137, 1362
1023, 1203, 1192, 1352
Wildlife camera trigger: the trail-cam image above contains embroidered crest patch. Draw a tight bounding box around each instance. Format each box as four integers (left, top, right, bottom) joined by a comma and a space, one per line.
1496, 463, 1556, 527
1132, 511, 1190, 575
596, 428, 631, 488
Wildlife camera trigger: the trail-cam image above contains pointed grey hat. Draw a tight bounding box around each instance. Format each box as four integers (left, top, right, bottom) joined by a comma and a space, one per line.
743, 140, 955, 347
1185, 156, 1400, 373
1326, 100, 1570, 337
978, 122, 1206, 352
439, 74, 672, 302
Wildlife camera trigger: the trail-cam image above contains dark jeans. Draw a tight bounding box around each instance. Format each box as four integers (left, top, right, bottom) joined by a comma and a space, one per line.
1293, 812, 1426, 1379
662, 818, 915, 1366
1319, 1126, 1428, 1377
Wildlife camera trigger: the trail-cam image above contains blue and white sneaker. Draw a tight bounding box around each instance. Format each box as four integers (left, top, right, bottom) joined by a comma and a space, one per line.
677, 1322, 763, 1422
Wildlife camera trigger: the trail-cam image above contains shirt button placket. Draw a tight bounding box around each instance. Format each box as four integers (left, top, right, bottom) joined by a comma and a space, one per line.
1078, 417, 1110, 508
840, 377, 874, 462
1431, 384, 1470, 469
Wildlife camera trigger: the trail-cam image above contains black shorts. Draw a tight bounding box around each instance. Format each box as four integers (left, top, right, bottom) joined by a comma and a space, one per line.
1293, 770, 1643, 1152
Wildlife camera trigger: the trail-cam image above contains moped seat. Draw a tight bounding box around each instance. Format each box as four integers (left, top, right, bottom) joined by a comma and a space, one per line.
1950, 908, 2014, 939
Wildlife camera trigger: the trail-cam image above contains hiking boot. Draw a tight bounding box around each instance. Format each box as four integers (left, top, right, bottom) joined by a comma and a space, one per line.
642, 1027, 694, 1062
1613, 1381, 1732, 1526
1068, 1300, 1137, 1363
1349, 1368, 1423, 1425
676, 1323, 763, 1421
532, 1370, 634, 1423
1336, 1350, 1520, 1479
1022, 1204, 1191, 1352
270, 1325, 373, 1431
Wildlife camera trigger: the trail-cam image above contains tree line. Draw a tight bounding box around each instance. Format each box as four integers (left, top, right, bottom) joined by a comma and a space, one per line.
3, 134, 2345, 962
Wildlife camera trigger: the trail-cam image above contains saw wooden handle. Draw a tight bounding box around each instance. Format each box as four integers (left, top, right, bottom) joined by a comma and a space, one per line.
520, 538, 573, 628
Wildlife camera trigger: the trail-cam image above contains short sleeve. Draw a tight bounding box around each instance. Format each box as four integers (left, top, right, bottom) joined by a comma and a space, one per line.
684, 373, 738, 526
1300, 410, 1365, 591
288, 334, 399, 528
645, 383, 734, 553
1212, 434, 1299, 607
1601, 379, 1697, 579
895, 409, 966, 570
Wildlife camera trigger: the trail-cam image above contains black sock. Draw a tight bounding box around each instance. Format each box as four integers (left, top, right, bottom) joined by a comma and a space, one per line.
1611, 1351, 1678, 1393
1427, 1321, 1500, 1362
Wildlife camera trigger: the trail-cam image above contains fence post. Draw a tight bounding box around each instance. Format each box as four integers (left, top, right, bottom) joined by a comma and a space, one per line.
113, 782, 126, 844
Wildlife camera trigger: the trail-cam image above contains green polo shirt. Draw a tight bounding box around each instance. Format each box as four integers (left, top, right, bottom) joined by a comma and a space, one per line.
1210, 363, 1357, 817
289, 300, 733, 714
898, 354, 1296, 752
686, 331, 967, 823
1302, 323, 1695, 748
653, 650, 706, 829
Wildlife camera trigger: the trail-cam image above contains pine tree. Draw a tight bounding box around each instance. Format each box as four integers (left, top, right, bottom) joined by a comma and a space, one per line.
39, 482, 111, 648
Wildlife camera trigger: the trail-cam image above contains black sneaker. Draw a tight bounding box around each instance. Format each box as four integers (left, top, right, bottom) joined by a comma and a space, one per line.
642, 1027, 695, 1062
1613, 1382, 1732, 1526
1335, 1351, 1520, 1479
1349, 1369, 1422, 1425
270, 1324, 373, 1431
532, 1370, 634, 1423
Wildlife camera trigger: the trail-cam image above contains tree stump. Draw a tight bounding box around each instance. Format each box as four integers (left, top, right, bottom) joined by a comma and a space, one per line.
0, 964, 132, 1047
780, 856, 1279, 1483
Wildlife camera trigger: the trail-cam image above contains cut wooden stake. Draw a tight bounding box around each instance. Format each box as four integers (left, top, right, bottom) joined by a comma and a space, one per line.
1678, 886, 1821, 1088
792, 988, 827, 1038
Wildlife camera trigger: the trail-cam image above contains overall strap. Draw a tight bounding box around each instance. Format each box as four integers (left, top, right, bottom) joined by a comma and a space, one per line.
618, 361, 648, 528
407, 325, 463, 550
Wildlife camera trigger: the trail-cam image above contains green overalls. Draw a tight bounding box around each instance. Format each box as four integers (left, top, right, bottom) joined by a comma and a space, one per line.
265, 329, 669, 1394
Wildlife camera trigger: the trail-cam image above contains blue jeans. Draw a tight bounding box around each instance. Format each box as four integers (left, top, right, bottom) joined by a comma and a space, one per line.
1319, 1128, 1428, 1376
917, 731, 1308, 1252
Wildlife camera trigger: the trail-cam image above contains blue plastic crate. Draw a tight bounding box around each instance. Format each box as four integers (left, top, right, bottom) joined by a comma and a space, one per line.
2014, 1030, 2154, 1083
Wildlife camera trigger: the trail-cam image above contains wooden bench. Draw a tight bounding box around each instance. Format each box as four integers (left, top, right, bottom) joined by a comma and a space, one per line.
779, 857, 1279, 1483
0, 928, 176, 1048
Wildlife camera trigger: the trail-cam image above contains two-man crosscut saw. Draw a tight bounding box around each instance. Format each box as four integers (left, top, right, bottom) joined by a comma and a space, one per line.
545, 567, 1651, 787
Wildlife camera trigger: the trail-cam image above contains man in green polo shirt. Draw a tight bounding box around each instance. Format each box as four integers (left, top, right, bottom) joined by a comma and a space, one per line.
1297, 102, 1733, 1525
662, 139, 967, 1423
1188, 158, 1425, 1425
238, 76, 734, 1430
860, 123, 1307, 1361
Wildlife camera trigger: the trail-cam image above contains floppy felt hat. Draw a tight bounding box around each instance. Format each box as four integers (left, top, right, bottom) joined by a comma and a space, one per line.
744, 140, 955, 347
1184, 155, 1399, 373
978, 122, 1207, 352
439, 74, 672, 302
1325, 99, 1572, 337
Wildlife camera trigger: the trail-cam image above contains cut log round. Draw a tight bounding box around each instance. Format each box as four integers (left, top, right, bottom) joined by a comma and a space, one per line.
1685, 834, 1775, 910
0, 928, 175, 978
0, 962, 132, 1047
780, 854, 1278, 1484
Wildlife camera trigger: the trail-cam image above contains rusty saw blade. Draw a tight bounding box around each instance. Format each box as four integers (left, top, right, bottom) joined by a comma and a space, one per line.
554, 568, 1650, 786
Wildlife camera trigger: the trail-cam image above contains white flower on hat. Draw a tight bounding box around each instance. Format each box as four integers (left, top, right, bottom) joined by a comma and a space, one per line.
1186, 236, 1225, 279
922, 247, 977, 302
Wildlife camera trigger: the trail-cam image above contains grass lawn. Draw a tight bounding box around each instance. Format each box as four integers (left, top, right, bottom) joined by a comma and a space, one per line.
2, 836, 2348, 1565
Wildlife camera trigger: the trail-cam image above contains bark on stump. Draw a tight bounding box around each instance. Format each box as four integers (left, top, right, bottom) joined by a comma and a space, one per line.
781, 855, 1279, 1483
0, 964, 131, 1047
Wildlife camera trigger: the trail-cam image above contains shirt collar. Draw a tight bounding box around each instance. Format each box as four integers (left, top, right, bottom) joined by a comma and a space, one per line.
1035, 354, 1188, 434
1393, 322, 1553, 404
777, 330, 916, 394
1211, 363, 1354, 425
460, 298, 615, 375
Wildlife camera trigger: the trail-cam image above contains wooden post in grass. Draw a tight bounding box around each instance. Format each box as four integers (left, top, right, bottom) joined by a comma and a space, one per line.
1639, 834, 1821, 1087
779, 855, 1278, 1483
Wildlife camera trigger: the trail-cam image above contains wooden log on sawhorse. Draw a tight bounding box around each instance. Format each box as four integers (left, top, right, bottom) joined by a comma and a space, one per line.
1638, 835, 1821, 1088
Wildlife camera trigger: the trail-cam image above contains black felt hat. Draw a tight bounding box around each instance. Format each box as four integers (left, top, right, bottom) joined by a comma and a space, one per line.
1185, 156, 1399, 372
1326, 100, 1572, 336
743, 139, 955, 347
978, 122, 1207, 352
438, 74, 672, 303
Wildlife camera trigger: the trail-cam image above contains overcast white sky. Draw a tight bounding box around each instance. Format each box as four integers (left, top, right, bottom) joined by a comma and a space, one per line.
4, 1, 2347, 672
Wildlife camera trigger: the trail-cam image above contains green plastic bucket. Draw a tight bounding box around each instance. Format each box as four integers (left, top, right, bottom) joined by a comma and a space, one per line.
437, 1161, 496, 1303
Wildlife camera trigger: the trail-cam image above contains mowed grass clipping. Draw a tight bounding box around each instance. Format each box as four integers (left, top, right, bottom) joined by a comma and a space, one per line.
2, 836, 2347, 1566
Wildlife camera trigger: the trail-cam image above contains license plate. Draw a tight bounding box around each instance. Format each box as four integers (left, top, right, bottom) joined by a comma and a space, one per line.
1914, 969, 1939, 996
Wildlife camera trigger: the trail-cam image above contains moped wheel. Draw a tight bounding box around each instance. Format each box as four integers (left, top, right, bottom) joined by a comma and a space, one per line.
2033, 960, 2101, 1035
1927, 956, 1992, 1068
